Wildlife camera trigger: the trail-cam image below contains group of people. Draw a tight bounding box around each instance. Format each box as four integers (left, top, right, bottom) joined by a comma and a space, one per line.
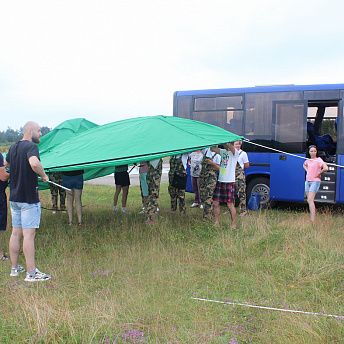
0, 120, 329, 283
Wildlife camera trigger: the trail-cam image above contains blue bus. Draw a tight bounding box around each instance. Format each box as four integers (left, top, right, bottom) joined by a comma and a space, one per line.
173, 84, 344, 206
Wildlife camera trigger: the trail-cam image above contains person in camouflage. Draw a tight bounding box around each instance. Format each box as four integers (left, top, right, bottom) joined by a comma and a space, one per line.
199, 148, 220, 220
234, 140, 249, 216
168, 155, 188, 214
49, 172, 66, 212
145, 158, 162, 223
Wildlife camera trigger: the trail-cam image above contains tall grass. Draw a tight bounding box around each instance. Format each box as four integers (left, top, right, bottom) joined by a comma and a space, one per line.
0, 183, 344, 343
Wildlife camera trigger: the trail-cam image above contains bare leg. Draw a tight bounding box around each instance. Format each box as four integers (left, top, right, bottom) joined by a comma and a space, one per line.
227, 201, 237, 228
143, 196, 148, 209
22, 228, 36, 271
66, 190, 74, 224
113, 185, 122, 206
121, 186, 129, 207
213, 200, 220, 227
74, 189, 83, 224
9, 227, 23, 268
307, 191, 316, 222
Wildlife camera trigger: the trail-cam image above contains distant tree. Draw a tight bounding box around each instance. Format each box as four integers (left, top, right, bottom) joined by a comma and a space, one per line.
41, 126, 52, 136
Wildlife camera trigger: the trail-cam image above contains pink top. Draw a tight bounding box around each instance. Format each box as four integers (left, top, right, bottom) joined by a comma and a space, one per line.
139, 162, 148, 174
305, 157, 324, 182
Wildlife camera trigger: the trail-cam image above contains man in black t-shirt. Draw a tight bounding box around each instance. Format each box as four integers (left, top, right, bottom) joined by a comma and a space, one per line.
5, 121, 51, 282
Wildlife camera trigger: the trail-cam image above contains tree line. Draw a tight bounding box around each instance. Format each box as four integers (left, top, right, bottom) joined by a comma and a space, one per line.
0, 126, 51, 145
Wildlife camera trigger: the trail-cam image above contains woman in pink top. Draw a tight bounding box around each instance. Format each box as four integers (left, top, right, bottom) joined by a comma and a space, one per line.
303, 145, 329, 222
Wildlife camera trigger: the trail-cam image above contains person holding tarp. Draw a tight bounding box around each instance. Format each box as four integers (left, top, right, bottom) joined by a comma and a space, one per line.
0, 152, 10, 261
168, 154, 188, 214
211, 142, 239, 229
113, 164, 130, 213
303, 145, 328, 223
188, 150, 203, 208
5, 121, 51, 282
62, 170, 84, 225
145, 158, 163, 224
199, 148, 221, 220
234, 140, 249, 216
49, 172, 66, 213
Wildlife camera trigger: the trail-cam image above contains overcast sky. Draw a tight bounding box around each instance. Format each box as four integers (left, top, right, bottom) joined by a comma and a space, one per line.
1, 0, 344, 131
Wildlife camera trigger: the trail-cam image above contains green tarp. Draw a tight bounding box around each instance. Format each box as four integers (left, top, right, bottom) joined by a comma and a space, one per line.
38, 118, 98, 153
37, 118, 114, 189
41, 115, 243, 173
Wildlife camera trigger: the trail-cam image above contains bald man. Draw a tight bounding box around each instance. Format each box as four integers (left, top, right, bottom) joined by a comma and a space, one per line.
5, 121, 51, 282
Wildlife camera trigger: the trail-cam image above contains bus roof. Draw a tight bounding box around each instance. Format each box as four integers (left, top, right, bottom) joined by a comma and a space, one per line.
175, 83, 344, 97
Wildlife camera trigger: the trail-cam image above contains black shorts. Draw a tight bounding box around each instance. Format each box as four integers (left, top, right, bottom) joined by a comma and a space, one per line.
114, 171, 130, 187
0, 192, 7, 231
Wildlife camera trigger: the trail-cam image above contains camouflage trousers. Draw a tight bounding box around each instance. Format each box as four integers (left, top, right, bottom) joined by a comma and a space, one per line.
168, 185, 186, 214
49, 172, 66, 210
168, 157, 186, 214
199, 172, 217, 220
146, 159, 162, 222
235, 166, 247, 214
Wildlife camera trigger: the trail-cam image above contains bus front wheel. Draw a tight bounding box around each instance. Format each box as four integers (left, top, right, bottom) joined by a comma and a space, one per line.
246, 177, 276, 209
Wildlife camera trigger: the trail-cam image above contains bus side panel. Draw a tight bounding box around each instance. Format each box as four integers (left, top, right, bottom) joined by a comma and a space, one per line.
337, 155, 344, 204
245, 152, 271, 178
270, 153, 306, 202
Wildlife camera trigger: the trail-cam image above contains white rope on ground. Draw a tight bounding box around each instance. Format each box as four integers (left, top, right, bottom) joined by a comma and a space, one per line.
243, 139, 344, 169
191, 297, 344, 319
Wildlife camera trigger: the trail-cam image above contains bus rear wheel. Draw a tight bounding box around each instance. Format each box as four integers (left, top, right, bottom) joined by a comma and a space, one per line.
247, 177, 276, 209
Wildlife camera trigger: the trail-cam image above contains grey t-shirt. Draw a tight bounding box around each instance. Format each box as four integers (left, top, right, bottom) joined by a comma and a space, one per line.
189, 152, 203, 177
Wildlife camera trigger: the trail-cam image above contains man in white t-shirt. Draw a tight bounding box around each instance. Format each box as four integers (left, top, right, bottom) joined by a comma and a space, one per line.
234, 140, 249, 216
211, 142, 239, 228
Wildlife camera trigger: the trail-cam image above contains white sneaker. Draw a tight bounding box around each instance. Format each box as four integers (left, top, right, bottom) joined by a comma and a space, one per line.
24, 269, 51, 282
200, 204, 203, 209
156, 207, 160, 212
52, 210, 56, 214
10, 265, 26, 277
139, 208, 145, 214
190, 203, 199, 208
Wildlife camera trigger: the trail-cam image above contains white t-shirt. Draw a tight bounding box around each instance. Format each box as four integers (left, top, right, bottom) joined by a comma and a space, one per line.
173, 153, 189, 170
149, 158, 161, 169
218, 148, 239, 183
237, 149, 249, 169
201, 148, 221, 165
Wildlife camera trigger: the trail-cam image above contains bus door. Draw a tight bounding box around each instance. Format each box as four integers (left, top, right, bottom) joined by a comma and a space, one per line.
270, 101, 307, 202
336, 100, 344, 203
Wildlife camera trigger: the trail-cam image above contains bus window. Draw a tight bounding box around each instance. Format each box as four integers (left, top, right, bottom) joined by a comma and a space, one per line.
192, 110, 243, 135
245, 92, 301, 138
176, 96, 192, 119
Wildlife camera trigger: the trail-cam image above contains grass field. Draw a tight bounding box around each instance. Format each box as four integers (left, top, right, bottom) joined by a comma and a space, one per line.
1, 183, 344, 343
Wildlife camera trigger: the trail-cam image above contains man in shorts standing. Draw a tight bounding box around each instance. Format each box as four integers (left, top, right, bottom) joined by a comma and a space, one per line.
5, 121, 51, 282
211, 142, 239, 229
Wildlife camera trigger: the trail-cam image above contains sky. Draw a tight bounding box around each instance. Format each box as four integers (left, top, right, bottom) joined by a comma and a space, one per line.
1, 0, 344, 131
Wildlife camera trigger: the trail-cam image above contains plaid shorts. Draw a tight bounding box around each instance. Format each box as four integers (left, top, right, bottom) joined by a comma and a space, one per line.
213, 181, 235, 203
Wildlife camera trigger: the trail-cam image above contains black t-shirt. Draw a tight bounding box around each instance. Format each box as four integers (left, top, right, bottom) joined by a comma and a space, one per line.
6, 140, 40, 204
0, 153, 8, 193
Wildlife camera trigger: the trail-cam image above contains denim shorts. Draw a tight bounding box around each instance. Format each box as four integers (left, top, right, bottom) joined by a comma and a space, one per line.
305, 181, 321, 193
10, 202, 41, 229
140, 173, 148, 197
63, 174, 83, 190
